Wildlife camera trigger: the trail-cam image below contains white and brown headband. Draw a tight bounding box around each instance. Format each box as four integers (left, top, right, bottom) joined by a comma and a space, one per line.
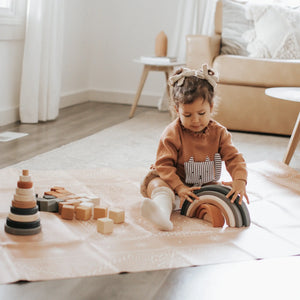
168, 64, 219, 89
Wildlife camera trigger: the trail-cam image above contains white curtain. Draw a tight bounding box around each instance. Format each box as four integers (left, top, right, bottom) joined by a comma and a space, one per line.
19, 0, 64, 123
158, 0, 217, 110
169, 0, 218, 60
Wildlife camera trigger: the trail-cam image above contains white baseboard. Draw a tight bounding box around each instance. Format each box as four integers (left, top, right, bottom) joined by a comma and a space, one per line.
0, 106, 19, 127
60, 90, 90, 108
88, 89, 160, 107
0, 89, 162, 127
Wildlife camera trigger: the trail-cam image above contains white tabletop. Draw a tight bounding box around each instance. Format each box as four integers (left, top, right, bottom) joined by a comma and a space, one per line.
133, 58, 185, 67
265, 87, 300, 102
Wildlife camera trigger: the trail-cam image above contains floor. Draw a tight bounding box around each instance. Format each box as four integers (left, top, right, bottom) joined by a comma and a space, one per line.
0, 102, 300, 300
0, 102, 152, 169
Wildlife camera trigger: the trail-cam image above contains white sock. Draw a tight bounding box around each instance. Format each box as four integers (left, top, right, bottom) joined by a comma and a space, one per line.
141, 186, 175, 231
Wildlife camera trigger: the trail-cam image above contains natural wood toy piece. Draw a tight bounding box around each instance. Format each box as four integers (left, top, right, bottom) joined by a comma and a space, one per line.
109, 208, 125, 224
58, 200, 81, 214
61, 205, 75, 220
75, 206, 92, 221
42, 187, 100, 208
97, 218, 114, 234
5, 170, 42, 235
155, 31, 167, 57
37, 196, 63, 212
196, 203, 225, 227
93, 206, 108, 220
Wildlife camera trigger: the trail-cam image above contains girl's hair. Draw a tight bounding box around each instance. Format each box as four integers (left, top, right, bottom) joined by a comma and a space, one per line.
170, 67, 216, 107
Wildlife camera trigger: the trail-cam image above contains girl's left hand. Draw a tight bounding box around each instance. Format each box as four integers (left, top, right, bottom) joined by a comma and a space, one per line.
222, 180, 249, 205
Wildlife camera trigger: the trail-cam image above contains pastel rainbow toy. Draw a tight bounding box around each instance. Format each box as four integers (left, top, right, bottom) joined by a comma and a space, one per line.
181, 184, 251, 228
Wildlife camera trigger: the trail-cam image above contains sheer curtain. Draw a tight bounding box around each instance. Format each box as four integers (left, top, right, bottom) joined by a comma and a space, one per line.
19, 0, 64, 123
169, 0, 218, 60
158, 0, 217, 110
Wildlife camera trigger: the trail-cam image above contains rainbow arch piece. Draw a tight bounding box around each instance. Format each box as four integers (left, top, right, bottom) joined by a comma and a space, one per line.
181, 185, 251, 228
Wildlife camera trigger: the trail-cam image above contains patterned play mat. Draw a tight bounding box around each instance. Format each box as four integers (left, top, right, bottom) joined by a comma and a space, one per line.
0, 160, 299, 284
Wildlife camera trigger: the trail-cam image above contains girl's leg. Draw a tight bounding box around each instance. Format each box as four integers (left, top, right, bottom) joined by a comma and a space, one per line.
141, 177, 175, 231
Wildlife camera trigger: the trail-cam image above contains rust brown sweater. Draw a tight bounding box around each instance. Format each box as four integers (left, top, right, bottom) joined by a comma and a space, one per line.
154, 118, 247, 190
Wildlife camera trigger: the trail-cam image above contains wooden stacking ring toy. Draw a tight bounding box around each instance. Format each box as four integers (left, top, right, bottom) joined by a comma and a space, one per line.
181, 184, 251, 228
5, 170, 41, 235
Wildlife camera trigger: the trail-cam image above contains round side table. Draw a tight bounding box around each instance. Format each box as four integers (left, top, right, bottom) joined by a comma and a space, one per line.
265, 87, 300, 165
130, 59, 185, 118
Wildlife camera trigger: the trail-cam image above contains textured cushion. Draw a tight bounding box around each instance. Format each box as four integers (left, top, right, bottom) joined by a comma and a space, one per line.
221, 0, 253, 56
243, 3, 300, 59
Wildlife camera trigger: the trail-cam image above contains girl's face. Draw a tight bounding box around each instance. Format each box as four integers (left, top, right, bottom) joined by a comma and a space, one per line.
176, 97, 213, 133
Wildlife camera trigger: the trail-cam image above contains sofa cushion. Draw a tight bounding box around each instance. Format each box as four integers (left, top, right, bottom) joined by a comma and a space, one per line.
213, 55, 300, 87
243, 3, 300, 59
221, 0, 253, 56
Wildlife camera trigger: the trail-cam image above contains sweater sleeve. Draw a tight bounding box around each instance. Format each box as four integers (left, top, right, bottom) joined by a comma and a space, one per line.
155, 124, 184, 190
219, 128, 248, 182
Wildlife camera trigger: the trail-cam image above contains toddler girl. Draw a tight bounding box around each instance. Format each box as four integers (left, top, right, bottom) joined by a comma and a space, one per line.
140, 65, 249, 231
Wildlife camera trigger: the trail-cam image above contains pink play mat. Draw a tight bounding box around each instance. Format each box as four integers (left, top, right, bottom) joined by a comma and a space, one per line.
0, 160, 299, 284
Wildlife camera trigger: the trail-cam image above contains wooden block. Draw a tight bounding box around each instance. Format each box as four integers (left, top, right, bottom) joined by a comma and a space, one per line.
50, 186, 66, 192
61, 205, 74, 220
37, 197, 58, 212
66, 199, 81, 207
58, 201, 69, 214
75, 206, 92, 221
58, 200, 81, 214
85, 195, 100, 205
109, 208, 125, 224
93, 206, 108, 220
44, 191, 58, 197
97, 218, 113, 234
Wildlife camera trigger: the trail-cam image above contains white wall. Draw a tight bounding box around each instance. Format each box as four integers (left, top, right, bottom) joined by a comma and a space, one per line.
0, 0, 26, 126
60, 0, 91, 107
0, 40, 24, 125
0, 0, 180, 126
61, 0, 180, 108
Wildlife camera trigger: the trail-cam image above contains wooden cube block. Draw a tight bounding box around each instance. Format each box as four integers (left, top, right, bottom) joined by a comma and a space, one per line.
86, 195, 100, 205
59, 200, 81, 214
75, 206, 92, 221
61, 205, 74, 220
97, 218, 113, 234
66, 199, 81, 207
109, 208, 125, 224
93, 206, 108, 220
58, 201, 69, 214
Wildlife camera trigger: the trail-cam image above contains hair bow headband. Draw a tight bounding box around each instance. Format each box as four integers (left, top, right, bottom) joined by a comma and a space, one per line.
168, 64, 219, 89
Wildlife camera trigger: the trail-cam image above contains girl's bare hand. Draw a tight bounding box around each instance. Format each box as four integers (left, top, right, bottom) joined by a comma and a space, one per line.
222, 180, 249, 205
175, 184, 201, 208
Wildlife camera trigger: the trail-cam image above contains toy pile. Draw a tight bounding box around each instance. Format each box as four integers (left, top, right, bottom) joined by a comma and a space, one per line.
4, 170, 41, 235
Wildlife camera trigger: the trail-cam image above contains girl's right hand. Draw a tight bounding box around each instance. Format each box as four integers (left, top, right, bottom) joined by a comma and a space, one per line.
175, 184, 201, 208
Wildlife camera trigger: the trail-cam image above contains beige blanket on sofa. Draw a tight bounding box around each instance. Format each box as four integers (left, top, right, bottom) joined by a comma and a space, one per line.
0, 160, 299, 284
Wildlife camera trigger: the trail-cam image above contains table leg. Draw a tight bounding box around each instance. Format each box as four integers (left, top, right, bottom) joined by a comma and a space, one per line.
129, 66, 149, 118
165, 68, 177, 120
283, 112, 300, 165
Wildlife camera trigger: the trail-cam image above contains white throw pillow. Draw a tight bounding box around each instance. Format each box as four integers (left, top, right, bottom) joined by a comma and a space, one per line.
243, 3, 300, 59
221, 0, 253, 56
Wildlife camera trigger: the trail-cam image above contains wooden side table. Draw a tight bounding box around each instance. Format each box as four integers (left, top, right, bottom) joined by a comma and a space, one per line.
265, 87, 300, 165
129, 59, 185, 118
